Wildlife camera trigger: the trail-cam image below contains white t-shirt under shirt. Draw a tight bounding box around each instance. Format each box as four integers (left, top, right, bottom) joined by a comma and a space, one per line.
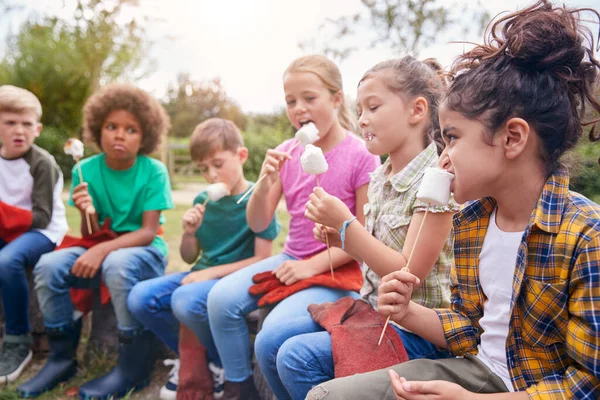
475, 209, 524, 392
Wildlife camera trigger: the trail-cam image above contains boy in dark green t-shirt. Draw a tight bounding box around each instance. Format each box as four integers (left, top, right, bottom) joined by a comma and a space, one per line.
19, 84, 174, 399
129, 118, 280, 399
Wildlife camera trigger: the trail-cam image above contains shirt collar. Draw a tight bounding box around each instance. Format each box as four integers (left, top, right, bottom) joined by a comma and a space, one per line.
375, 143, 438, 193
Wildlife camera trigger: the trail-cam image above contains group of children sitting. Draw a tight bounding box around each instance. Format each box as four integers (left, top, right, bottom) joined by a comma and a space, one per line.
1, 1, 599, 399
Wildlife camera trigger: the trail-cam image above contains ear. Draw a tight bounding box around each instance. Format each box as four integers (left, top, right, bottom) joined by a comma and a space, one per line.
34, 123, 42, 138
409, 97, 428, 125
332, 90, 344, 110
502, 118, 530, 160
238, 146, 249, 164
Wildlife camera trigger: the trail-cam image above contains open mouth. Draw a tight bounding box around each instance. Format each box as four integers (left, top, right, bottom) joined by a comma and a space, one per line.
13, 139, 25, 145
299, 120, 313, 126
364, 133, 375, 142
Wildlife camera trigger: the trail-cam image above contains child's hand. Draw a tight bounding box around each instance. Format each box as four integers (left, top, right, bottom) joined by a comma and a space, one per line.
258, 149, 291, 190
182, 204, 205, 234
305, 187, 354, 231
273, 259, 315, 286
72, 183, 94, 215
377, 269, 420, 323
181, 269, 216, 285
71, 244, 109, 279
313, 223, 342, 248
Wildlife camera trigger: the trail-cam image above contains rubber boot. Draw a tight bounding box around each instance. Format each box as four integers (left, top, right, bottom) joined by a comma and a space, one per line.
17, 319, 82, 398
78, 329, 155, 400
221, 376, 260, 400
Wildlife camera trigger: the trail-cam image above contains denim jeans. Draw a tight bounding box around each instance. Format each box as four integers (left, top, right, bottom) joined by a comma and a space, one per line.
208, 253, 358, 383
128, 271, 221, 366
277, 325, 451, 400
0, 231, 55, 336
34, 245, 166, 331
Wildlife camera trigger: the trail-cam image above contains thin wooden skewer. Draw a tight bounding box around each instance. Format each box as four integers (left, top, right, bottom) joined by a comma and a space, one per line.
76, 158, 92, 234
315, 175, 335, 280
378, 205, 430, 346
236, 141, 302, 205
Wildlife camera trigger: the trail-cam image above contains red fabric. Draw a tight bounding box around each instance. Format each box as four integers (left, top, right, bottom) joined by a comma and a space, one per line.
0, 201, 33, 242
177, 324, 214, 400
309, 298, 409, 378
248, 260, 363, 308
57, 219, 117, 314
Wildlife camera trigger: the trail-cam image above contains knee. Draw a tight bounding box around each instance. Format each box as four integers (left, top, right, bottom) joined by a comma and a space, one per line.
206, 283, 242, 324
102, 250, 135, 287
127, 282, 153, 318
276, 336, 306, 374
33, 253, 62, 289
0, 250, 22, 279
172, 287, 207, 325
255, 326, 279, 362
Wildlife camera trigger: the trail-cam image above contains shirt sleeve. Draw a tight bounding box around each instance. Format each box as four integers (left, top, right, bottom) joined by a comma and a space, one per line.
525, 234, 600, 399
256, 214, 281, 241
435, 265, 482, 355
67, 163, 81, 207
143, 161, 174, 212
352, 151, 381, 191
29, 152, 60, 229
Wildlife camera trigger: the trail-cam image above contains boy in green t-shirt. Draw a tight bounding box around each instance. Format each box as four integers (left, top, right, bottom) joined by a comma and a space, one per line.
18, 84, 174, 399
128, 118, 280, 399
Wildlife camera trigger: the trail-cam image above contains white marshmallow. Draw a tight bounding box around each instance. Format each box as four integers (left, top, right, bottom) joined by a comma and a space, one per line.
64, 138, 84, 159
205, 183, 231, 202
295, 122, 319, 146
301, 144, 328, 175
416, 167, 454, 206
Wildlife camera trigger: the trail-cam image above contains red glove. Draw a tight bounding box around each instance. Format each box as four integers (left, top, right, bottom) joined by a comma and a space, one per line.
307, 296, 355, 333
0, 201, 33, 243
248, 260, 363, 307
330, 299, 409, 378
177, 324, 214, 400
57, 218, 117, 250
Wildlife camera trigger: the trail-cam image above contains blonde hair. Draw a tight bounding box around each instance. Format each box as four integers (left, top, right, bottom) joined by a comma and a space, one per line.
0, 85, 42, 120
189, 118, 244, 162
284, 55, 358, 133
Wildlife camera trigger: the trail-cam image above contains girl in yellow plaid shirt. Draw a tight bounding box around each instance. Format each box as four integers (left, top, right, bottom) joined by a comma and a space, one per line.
307, 1, 600, 399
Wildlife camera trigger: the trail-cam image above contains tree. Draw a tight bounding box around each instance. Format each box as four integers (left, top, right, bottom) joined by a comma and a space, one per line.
300, 0, 490, 62
0, 0, 153, 177
163, 73, 247, 137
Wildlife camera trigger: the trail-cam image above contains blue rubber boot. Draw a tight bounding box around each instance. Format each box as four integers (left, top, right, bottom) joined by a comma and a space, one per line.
17, 319, 82, 398
78, 329, 155, 400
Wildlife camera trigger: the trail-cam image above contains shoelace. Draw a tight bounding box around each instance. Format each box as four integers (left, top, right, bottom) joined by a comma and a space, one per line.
163, 358, 180, 386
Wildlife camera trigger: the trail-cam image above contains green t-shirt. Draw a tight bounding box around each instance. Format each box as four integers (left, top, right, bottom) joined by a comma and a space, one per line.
69, 154, 174, 255
193, 182, 281, 271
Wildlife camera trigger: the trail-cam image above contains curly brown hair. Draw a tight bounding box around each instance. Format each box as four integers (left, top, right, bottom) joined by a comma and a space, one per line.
82, 84, 171, 155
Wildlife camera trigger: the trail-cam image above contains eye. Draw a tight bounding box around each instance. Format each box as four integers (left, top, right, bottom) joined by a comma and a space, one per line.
105, 123, 115, 130
199, 166, 208, 173
213, 163, 223, 169
127, 127, 138, 134
286, 99, 296, 106
369, 105, 379, 112
306, 96, 315, 102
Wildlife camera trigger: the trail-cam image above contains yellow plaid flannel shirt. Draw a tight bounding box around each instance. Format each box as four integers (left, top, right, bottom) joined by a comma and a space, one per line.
435, 170, 600, 398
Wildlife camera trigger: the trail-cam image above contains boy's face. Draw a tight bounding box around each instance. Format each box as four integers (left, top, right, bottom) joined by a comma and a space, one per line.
196, 148, 248, 191
0, 111, 41, 159
100, 109, 142, 168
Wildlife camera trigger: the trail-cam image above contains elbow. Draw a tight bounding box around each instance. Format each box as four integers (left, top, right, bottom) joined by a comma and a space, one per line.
141, 228, 157, 246
31, 211, 51, 230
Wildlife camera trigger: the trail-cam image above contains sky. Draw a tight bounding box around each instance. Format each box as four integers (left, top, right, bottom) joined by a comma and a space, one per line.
1, 0, 598, 114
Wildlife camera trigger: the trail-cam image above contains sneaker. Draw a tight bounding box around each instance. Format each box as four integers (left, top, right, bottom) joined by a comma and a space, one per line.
0, 341, 32, 383
159, 358, 180, 400
208, 362, 225, 398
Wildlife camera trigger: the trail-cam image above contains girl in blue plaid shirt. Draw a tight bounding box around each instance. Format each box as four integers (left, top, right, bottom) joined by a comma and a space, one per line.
308, 1, 600, 400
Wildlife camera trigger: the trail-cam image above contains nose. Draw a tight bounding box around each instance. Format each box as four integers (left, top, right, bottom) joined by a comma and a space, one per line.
207, 167, 219, 182
358, 114, 368, 128
438, 148, 452, 171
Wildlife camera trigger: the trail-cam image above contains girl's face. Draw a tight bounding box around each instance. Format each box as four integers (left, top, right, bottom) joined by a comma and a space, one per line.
356, 74, 413, 156
438, 106, 505, 204
100, 109, 142, 169
283, 71, 342, 139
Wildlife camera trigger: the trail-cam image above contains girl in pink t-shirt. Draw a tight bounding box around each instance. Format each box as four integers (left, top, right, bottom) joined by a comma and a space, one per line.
207, 54, 380, 396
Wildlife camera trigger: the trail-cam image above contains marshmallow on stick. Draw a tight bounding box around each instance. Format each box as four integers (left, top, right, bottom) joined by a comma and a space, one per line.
300, 145, 334, 279
378, 167, 454, 345
300, 144, 328, 175
203, 183, 231, 206
237, 123, 321, 205
64, 138, 93, 233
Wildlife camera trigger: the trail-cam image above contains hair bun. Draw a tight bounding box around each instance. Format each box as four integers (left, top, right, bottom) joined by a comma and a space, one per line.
501, 2, 585, 73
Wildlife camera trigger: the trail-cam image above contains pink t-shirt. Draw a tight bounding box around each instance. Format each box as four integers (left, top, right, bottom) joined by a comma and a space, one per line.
276, 132, 381, 259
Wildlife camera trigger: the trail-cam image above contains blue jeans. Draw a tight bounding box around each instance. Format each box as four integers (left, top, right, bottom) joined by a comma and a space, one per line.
208, 253, 358, 383
277, 325, 451, 400
128, 271, 221, 365
0, 231, 55, 336
34, 245, 166, 331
